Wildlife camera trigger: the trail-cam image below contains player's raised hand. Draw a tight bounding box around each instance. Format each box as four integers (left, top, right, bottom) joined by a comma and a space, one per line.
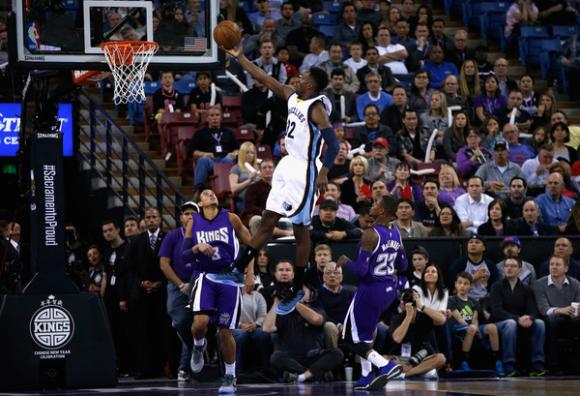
221, 39, 244, 59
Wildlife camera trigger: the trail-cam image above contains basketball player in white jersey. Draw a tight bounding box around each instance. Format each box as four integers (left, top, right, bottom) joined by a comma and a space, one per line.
209, 40, 340, 311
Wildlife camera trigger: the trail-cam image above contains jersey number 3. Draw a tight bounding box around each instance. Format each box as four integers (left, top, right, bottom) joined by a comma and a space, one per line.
373, 252, 396, 276
286, 120, 296, 139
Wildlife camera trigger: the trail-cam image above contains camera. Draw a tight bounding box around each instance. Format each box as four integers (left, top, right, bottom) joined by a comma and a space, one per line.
401, 289, 416, 307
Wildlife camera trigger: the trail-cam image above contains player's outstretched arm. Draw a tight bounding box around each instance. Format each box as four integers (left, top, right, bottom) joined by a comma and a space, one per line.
224, 41, 294, 100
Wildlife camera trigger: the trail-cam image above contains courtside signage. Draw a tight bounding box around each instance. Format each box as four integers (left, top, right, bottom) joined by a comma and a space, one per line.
0, 103, 73, 156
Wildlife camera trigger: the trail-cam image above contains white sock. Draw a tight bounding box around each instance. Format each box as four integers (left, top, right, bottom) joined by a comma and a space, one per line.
194, 338, 205, 347
297, 374, 306, 383
225, 362, 236, 377
361, 358, 372, 377
367, 351, 390, 369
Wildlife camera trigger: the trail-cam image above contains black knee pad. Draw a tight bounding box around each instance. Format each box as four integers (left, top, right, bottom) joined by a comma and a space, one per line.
347, 341, 372, 358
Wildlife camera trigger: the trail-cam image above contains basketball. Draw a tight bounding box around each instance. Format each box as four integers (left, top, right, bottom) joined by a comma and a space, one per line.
213, 20, 242, 50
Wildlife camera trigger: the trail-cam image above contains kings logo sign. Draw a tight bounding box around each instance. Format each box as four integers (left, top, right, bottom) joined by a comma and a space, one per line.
30, 295, 75, 349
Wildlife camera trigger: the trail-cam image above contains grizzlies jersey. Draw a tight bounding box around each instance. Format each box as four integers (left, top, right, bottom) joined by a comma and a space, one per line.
362, 223, 408, 284
191, 209, 240, 273
284, 92, 332, 163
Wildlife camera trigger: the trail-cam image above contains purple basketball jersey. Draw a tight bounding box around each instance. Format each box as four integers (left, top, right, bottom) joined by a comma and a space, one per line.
343, 224, 408, 343
362, 223, 408, 284
190, 209, 240, 273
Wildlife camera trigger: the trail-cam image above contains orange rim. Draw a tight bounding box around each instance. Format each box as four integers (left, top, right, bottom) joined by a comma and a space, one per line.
99, 40, 159, 52
100, 41, 159, 66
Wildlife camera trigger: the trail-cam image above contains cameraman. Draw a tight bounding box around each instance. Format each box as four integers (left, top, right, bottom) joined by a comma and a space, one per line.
387, 289, 447, 379
262, 260, 344, 383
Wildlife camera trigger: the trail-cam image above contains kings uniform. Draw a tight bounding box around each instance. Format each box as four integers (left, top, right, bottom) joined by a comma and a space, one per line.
343, 224, 408, 343
266, 92, 333, 225
190, 209, 242, 329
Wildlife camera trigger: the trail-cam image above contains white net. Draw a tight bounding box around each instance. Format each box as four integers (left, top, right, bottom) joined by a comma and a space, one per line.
101, 41, 159, 105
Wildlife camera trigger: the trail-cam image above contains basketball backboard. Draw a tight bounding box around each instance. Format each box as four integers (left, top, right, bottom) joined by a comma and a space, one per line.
12, 0, 221, 70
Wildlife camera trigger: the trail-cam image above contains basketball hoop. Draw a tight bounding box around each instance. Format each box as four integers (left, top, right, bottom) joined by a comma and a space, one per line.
100, 41, 159, 105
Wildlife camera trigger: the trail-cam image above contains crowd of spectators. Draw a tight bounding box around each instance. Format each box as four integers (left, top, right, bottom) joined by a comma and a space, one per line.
134, 0, 580, 382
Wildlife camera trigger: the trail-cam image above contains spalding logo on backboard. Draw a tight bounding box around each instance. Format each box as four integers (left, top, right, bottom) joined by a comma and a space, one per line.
29, 295, 75, 350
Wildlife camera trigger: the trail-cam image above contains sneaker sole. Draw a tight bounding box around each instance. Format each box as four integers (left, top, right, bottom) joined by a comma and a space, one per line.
367, 365, 403, 391
190, 343, 206, 374
218, 386, 236, 394
190, 355, 204, 374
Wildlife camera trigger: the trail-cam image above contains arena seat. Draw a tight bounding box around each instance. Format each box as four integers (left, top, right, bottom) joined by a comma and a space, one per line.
479, 2, 509, 48
323, 1, 342, 14
313, 12, 337, 26
144, 81, 160, 96
232, 125, 256, 143
159, 111, 197, 158
222, 95, 242, 109
210, 163, 235, 200
518, 26, 551, 65
463, 1, 497, 28
551, 25, 580, 39
175, 126, 198, 176
257, 144, 273, 160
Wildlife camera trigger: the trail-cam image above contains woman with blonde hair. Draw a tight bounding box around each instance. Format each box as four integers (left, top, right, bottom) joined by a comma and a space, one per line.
459, 59, 480, 100
420, 90, 449, 136
229, 141, 260, 211
339, 155, 372, 212
438, 164, 465, 206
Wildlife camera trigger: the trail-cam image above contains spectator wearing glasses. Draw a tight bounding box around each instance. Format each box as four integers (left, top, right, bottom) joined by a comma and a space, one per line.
366, 137, 401, 182
490, 256, 546, 377
495, 236, 537, 286
445, 29, 475, 71
502, 124, 535, 167
352, 104, 398, 157
317, 262, 354, 349
492, 58, 518, 98
356, 73, 393, 121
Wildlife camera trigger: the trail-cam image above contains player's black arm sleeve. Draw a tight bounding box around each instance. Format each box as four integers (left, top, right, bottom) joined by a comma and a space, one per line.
321, 127, 339, 170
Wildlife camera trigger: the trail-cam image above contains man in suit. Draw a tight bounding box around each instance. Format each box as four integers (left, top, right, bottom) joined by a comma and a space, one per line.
126, 207, 169, 378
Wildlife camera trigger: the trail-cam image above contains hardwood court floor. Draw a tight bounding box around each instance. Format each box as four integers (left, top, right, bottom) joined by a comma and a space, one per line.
4, 377, 580, 396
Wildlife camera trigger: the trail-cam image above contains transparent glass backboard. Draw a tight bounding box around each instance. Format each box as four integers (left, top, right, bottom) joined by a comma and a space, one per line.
13, 0, 220, 69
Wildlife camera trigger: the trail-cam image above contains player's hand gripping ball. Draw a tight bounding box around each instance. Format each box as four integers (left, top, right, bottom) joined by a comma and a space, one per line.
213, 20, 242, 50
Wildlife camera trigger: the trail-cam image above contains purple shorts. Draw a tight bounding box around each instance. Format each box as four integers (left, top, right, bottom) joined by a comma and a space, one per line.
191, 273, 242, 329
343, 282, 397, 343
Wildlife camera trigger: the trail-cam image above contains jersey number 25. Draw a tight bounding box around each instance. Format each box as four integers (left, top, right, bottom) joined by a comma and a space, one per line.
373, 252, 396, 276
